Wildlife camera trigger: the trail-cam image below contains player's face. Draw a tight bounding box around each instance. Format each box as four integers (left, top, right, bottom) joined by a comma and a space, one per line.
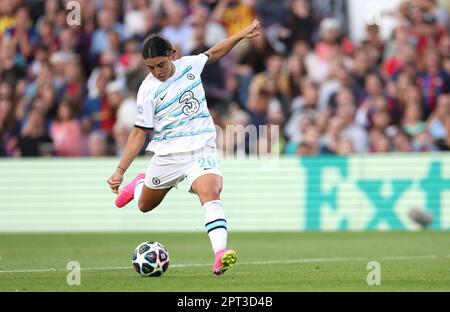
144, 55, 175, 82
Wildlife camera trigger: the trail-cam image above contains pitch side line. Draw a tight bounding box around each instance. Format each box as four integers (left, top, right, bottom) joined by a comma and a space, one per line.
0, 254, 445, 273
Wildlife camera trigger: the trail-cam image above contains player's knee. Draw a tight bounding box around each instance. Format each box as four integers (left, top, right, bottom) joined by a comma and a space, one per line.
138, 199, 158, 213
138, 203, 155, 213
198, 189, 221, 202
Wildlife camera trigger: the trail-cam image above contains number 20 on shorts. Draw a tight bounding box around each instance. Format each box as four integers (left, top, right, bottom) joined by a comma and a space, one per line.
198, 156, 217, 168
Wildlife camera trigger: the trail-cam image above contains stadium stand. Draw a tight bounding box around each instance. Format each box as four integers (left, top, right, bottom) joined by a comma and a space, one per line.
0, 0, 449, 157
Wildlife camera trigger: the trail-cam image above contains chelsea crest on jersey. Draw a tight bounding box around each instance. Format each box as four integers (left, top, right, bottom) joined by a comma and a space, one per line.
134, 53, 216, 156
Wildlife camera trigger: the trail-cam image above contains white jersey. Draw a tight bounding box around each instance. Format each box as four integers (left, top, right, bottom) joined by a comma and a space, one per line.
134, 53, 216, 156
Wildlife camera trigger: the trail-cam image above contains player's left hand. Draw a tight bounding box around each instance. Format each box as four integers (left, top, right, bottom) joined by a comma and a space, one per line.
242, 19, 261, 39
107, 170, 124, 194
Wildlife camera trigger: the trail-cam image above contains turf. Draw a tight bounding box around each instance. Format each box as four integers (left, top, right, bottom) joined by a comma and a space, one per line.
0, 231, 449, 291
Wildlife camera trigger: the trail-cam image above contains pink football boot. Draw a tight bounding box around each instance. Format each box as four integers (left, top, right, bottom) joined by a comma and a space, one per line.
115, 173, 145, 208
212, 248, 237, 276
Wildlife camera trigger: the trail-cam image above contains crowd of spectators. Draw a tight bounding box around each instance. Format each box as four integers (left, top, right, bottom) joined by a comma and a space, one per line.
0, 0, 449, 157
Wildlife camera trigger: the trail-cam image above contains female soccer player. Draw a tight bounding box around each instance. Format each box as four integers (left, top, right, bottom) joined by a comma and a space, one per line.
107, 19, 261, 275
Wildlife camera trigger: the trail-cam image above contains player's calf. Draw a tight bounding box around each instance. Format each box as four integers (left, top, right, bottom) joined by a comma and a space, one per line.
137, 199, 160, 213
137, 186, 172, 213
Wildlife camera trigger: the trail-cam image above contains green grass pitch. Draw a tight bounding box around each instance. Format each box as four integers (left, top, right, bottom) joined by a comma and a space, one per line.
0, 231, 449, 291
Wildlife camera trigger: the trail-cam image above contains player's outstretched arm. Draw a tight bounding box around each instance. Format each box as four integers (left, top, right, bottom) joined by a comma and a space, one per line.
107, 127, 148, 193
206, 19, 261, 64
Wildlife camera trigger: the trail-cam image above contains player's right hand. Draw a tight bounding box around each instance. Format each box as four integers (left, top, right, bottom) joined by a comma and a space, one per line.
107, 170, 124, 194
242, 19, 261, 39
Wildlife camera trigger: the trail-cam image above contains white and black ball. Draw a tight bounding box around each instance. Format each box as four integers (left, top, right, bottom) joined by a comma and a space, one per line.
132, 241, 170, 277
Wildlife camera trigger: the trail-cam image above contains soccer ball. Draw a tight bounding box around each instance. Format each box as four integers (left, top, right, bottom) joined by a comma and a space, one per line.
132, 241, 170, 277
408, 207, 433, 228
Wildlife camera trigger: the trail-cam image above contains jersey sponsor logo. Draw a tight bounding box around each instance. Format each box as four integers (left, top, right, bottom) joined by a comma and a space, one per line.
167, 96, 206, 119
152, 177, 161, 185
137, 105, 144, 115
180, 90, 200, 115
187, 73, 195, 80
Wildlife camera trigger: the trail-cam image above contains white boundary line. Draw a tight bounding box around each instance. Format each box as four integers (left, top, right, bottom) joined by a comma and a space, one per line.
0, 254, 446, 274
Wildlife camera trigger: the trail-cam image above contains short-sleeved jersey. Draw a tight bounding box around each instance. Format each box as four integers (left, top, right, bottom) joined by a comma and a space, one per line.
134, 53, 216, 156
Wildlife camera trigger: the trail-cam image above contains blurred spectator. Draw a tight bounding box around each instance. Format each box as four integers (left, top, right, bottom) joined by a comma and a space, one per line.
0, 39, 26, 84
37, 18, 58, 53
63, 60, 85, 109
412, 130, 437, 152
256, 0, 287, 28
427, 0, 450, 29
382, 43, 416, 79
286, 55, 308, 100
349, 48, 373, 103
111, 80, 136, 155
435, 114, 450, 150
0, 0, 17, 37
370, 130, 391, 153
417, 49, 449, 116
18, 109, 53, 157
285, 78, 319, 146
282, 0, 315, 51
391, 127, 413, 152
300, 123, 320, 154
90, 9, 128, 59
36, 0, 61, 27
248, 53, 289, 114
402, 101, 426, 136
362, 24, 385, 65
161, 1, 194, 56
88, 130, 109, 156
356, 74, 386, 126
370, 106, 394, 139
49, 101, 84, 156
5, 5, 37, 62
305, 17, 353, 83
318, 116, 342, 154
212, 0, 256, 37
337, 103, 368, 153
124, 0, 156, 38
383, 21, 415, 60
234, 29, 276, 107
438, 34, 450, 59
414, 11, 447, 57
189, 3, 227, 48
427, 94, 450, 139
0, 98, 19, 156
335, 137, 354, 155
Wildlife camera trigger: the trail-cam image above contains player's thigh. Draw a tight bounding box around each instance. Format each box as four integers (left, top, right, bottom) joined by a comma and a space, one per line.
139, 185, 172, 209
190, 173, 223, 205
187, 151, 223, 204
146, 155, 187, 189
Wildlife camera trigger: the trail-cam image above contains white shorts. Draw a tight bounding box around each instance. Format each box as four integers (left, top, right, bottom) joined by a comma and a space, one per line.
144, 145, 222, 192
